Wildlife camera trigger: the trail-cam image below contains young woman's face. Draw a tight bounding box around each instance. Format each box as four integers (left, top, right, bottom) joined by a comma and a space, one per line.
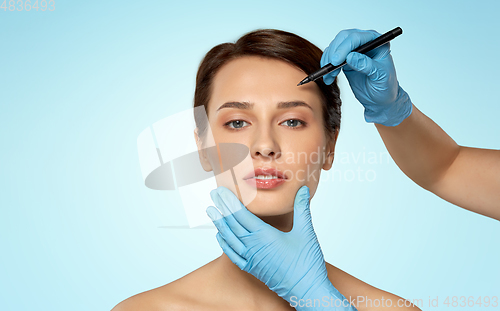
203, 56, 336, 216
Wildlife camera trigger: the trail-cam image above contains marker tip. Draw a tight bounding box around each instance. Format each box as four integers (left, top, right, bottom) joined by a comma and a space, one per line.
297, 79, 307, 86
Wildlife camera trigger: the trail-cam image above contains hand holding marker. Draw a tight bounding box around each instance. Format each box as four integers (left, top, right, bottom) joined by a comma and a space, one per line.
323, 29, 499, 219
298, 27, 402, 86
309, 27, 413, 127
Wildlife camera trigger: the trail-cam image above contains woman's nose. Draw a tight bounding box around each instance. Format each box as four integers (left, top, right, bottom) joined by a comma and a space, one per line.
250, 127, 281, 161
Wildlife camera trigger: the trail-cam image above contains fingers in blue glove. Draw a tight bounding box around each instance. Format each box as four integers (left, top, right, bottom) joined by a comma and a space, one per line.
206, 205, 223, 221
210, 189, 249, 237
291, 186, 312, 232
215, 232, 247, 270
333, 29, 380, 61
320, 46, 341, 85
320, 29, 359, 84
345, 52, 379, 79
320, 29, 382, 85
206, 205, 246, 255
321, 29, 359, 67
213, 186, 273, 233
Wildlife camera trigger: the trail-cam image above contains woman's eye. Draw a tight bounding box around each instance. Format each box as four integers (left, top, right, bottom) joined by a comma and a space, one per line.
280, 119, 306, 128
224, 120, 249, 130
224, 119, 307, 131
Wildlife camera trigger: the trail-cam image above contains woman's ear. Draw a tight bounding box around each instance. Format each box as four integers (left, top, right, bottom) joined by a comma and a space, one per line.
322, 130, 339, 170
194, 128, 213, 172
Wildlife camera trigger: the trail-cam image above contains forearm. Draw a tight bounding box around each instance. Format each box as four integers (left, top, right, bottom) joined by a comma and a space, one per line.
375, 104, 500, 219
375, 104, 460, 191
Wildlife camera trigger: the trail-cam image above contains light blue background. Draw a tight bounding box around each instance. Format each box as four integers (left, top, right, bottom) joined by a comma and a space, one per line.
1, 0, 498, 310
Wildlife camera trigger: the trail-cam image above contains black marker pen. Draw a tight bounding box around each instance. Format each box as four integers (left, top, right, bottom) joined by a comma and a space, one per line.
297, 27, 403, 86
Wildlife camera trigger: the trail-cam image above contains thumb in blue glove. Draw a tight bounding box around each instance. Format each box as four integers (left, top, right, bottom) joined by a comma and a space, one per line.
206, 186, 357, 311
320, 29, 412, 127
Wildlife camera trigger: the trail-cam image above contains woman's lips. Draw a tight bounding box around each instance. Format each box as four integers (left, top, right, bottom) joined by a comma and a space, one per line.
244, 177, 286, 189
243, 167, 288, 189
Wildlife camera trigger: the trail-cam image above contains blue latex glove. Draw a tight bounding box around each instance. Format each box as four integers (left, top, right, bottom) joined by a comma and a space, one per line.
206, 186, 357, 311
320, 29, 413, 127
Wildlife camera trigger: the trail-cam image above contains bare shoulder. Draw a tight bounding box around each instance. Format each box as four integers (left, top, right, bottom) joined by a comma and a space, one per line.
111, 285, 183, 311
111, 259, 220, 311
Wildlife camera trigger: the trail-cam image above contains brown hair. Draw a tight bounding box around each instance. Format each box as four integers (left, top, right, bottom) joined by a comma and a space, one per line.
194, 29, 341, 143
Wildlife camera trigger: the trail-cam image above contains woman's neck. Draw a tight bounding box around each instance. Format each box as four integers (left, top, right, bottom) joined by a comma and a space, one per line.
216, 253, 294, 310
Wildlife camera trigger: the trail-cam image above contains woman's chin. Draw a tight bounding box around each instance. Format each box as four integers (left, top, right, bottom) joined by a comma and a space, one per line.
241, 189, 296, 217
245, 203, 293, 217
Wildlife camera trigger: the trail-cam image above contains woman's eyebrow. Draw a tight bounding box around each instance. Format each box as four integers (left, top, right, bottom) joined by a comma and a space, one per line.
277, 101, 313, 111
216, 101, 313, 112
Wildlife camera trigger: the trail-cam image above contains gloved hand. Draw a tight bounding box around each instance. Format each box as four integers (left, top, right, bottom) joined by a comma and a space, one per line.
320, 29, 413, 127
206, 186, 357, 311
